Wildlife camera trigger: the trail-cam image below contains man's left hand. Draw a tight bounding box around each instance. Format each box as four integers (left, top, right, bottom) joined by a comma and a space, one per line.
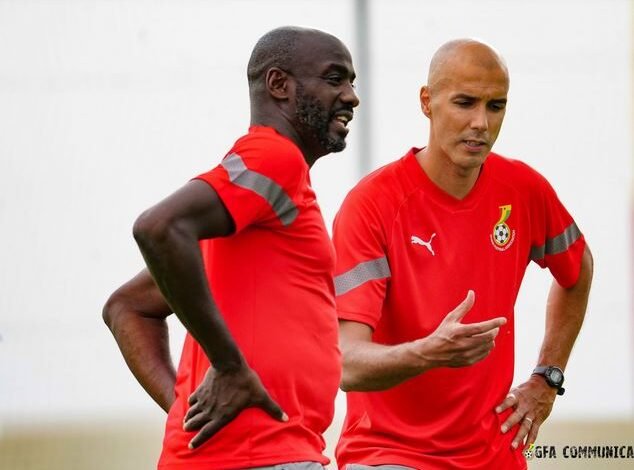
495, 375, 558, 451
182, 364, 287, 449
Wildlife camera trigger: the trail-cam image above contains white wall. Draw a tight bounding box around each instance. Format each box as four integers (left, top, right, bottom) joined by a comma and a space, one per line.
363, 0, 633, 420
0, 0, 630, 437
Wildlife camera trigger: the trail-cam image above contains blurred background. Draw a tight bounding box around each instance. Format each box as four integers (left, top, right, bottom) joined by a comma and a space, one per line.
0, 0, 632, 469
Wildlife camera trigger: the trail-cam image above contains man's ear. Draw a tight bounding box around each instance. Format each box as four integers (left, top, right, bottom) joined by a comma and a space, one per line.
420, 85, 432, 118
266, 67, 292, 100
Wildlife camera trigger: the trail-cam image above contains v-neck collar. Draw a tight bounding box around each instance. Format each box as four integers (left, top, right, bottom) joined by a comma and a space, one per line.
403, 147, 491, 211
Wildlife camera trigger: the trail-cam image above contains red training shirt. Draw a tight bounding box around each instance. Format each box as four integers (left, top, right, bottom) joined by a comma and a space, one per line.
333, 149, 585, 470
158, 126, 341, 469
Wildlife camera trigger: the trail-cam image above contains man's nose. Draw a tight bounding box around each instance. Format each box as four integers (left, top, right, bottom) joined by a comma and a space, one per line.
471, 105, 489, 131
342, 82, 360, 108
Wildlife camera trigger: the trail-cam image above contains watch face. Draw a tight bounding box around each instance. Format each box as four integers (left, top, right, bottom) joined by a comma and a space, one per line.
549, 368, 563, 385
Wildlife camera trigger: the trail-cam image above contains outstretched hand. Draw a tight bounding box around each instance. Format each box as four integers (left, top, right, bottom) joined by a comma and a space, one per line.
183, 364, 288, 449
496, 376, 558, 451
415, 290, 507, 368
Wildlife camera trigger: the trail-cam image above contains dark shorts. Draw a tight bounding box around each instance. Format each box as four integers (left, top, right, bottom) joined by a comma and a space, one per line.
250, 463, 326, 470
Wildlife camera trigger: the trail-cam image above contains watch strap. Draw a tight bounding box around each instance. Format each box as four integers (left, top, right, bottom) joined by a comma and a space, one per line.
532, 365, 565, 396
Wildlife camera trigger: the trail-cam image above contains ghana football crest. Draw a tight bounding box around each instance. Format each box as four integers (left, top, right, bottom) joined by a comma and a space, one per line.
490, 204, 516, 251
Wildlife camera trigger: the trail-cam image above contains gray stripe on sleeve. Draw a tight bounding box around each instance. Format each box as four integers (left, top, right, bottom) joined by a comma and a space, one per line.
221, 153, 298, 226
335, 256, 391, 296
530, 222, 581, 261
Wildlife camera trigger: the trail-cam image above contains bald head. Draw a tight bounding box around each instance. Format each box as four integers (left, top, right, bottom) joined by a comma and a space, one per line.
418, 39, 510, 179
427, 39, 509, 92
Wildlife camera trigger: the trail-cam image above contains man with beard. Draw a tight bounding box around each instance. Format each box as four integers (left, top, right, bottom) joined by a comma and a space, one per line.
103, 26, 358, 469
332, 39, 592, 469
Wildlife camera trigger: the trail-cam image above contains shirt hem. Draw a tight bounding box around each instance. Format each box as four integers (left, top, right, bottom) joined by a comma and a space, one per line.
340, 455, 526, 470
337, 309, 378, 329
158, 452, 328, 470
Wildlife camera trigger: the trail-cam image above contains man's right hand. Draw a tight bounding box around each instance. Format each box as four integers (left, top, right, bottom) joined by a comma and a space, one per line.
183, 364, 288, 449
412, 290, 506, 368
339, 290, 506, 391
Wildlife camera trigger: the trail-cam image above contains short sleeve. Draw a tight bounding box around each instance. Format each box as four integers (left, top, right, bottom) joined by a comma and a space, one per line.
529, 171, 586, 288
195, 131, 306, 233
333, 186, 391, 329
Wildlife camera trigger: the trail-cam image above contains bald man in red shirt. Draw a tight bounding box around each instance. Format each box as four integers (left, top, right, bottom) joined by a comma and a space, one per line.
333, 39, 592, 470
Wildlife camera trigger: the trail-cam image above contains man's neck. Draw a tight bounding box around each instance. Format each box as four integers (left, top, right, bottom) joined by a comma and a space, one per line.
415, 147, 482, 200
250, 115, 319, 168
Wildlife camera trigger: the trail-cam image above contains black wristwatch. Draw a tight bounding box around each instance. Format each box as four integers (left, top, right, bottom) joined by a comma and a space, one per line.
532, 366, 565, 396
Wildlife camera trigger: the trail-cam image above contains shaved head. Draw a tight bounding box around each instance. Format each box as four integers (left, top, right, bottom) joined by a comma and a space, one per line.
427, 39, 509, 92
418, 38, 510, 184
247, 26, 345, 95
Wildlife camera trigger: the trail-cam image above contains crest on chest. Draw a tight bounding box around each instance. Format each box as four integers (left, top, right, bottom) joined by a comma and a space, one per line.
490, 204, 516, 251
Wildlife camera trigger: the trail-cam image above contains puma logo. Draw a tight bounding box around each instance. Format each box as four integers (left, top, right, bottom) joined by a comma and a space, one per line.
411, 234, 436, 256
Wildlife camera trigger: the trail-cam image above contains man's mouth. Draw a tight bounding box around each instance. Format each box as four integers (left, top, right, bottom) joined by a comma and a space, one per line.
462, 139, 488, 151
332, 110, 353, 127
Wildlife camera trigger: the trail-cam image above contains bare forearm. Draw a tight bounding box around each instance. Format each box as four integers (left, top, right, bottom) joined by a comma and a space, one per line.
103, 270, 177, 411
133, 218, 243, 371
341, 339, 427, 391
340, 292, 504, 391
108, 311, 176, 411
342, 335, 484, 391
537, 285, 585, 369
537, 247, 593, 369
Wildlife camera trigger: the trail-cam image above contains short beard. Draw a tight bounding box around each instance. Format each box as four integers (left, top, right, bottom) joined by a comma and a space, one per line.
295, 84, 346, 153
